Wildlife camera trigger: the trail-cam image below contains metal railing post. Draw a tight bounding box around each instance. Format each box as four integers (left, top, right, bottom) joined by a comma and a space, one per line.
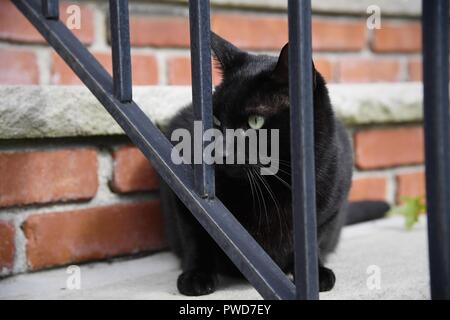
42, 0, 58, 19
422, 0, 450, 300
288, 0, 320, 300
188, 0, 215, 199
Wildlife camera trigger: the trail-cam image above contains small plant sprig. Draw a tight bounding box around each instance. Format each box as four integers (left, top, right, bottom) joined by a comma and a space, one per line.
387, 196, 427, 230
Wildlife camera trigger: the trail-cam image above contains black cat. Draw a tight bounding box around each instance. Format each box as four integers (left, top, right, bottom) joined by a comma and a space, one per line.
159, 32, 388, 296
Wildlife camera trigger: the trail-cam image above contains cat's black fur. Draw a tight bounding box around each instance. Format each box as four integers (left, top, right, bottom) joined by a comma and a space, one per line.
159, 33, 354, 296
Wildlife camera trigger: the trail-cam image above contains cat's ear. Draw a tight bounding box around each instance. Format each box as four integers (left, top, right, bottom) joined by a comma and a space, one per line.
273, 43, 318, 89
312, 60, 318, 89
211, 32, 246, 77
273, 43, 289, 81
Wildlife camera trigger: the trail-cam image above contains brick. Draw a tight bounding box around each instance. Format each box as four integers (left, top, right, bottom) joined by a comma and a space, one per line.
111, 146, 159, 193
354, 127, 424, 170
0, 1, 93, 44
211, 14, 287, 50
314, 58, 335, 82
212, 15, 366, 51
0, 49, 39, 84
349, 177, 387, 202
130, 16, 190, 47
372, 22, 421, 53
0, 149, 98, 208
338, 58, 401, 82
167, 56, 222, 85
23, 201, 166, 270
0, 220, 15, 271
396, 171, 425, 203
0, 0, 43, 43
51, 51, 158, 85
312, 19, 366, 52
408, 59, 422, 81
408, 59, 450, 82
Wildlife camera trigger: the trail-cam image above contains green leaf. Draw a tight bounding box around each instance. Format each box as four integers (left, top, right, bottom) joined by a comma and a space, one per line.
387, 196, 426, 230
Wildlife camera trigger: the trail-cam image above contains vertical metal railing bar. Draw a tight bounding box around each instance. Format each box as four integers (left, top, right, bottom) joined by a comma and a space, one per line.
13, 0, 296, 300
188, 0, 215, 199
109, 0, 132, 103
422, 0, 450, 300
42, 0, 58, 19
288, 0, 320, 300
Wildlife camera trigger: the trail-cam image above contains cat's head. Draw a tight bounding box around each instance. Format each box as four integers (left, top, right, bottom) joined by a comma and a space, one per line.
210, 32, 324, 179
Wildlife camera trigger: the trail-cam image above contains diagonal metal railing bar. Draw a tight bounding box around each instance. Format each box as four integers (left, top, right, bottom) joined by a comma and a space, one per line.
12, 0, 295, 300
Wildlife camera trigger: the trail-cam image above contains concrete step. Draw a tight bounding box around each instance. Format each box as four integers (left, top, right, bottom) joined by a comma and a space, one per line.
0, 216, 429, 300
0, 83, 427, 140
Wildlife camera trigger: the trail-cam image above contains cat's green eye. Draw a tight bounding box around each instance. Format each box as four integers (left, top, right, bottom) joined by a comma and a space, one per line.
248, 115, 265, 130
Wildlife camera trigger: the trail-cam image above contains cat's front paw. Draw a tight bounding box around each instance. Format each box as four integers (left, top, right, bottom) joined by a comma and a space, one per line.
177, 270, 217, 296
319, 266, 336, 292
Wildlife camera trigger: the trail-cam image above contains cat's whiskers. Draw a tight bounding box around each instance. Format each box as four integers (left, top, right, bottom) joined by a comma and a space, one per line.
253, 169, 285, 246
257, 157, 292, 177
254, 163, 292, 190
245, 169, 262, 234
250, 168, 269, 234
249, 168, 264, 234
259, 156, 291, 166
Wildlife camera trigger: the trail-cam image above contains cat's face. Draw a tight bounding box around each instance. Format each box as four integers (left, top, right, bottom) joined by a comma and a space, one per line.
210, 33, 315, 179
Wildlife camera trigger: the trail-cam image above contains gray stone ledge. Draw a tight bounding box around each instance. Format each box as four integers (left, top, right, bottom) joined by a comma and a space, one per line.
0, 83, 428, 140
329, 83, 425, 126
0, 86, 192, 140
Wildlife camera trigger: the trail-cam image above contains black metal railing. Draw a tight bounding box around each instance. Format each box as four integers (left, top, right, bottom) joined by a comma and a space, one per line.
189, 0, 215, 199
422, 0, 450, 300
11, 0, 450, 300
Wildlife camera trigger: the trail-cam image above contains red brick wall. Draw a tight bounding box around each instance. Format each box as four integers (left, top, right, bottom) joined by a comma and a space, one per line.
0, 143, 167, 275
349, 126, 425, 203
0, 0, 427, 276
0, 0, 426, 86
